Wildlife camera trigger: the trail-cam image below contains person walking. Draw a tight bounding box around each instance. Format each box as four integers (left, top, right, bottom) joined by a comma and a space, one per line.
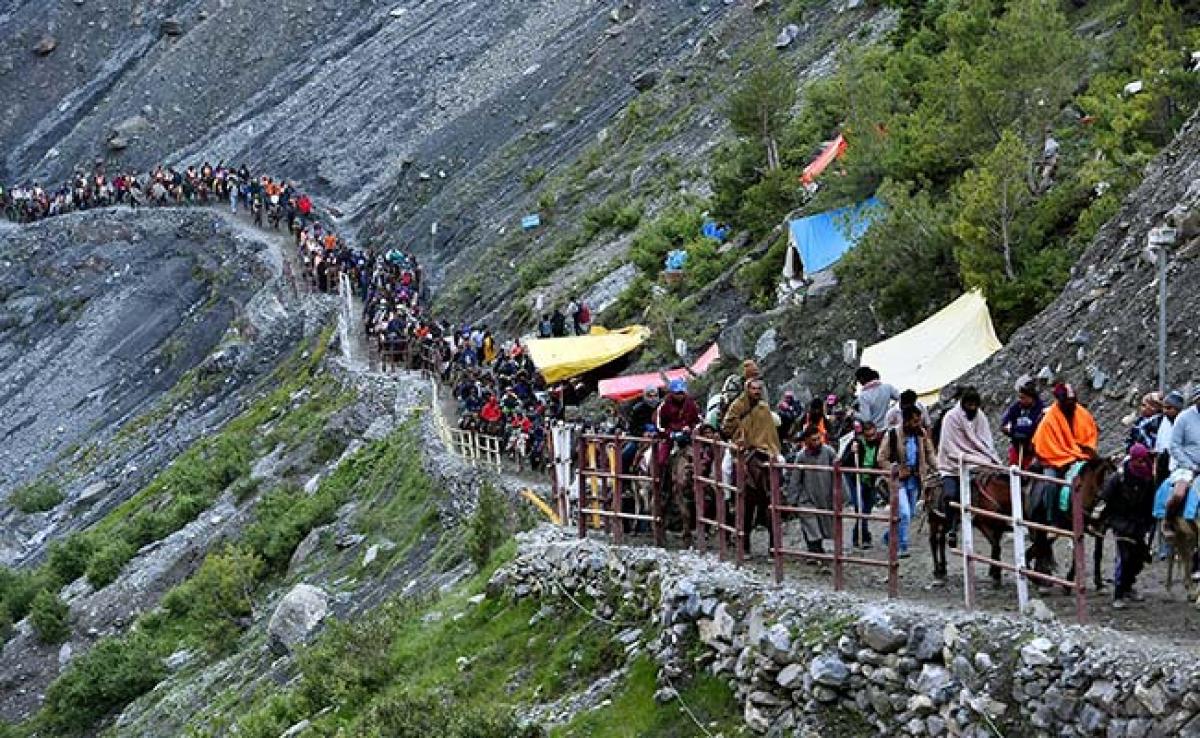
1098, 443, 1157, 608
878, 406, 938, 558
788, 425, 837, 558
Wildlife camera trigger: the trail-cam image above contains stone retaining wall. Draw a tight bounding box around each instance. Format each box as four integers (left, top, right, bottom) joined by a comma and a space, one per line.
490, 526, 1200, 737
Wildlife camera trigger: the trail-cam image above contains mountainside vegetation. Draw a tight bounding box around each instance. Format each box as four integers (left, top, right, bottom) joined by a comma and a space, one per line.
715, 0, 1199, 334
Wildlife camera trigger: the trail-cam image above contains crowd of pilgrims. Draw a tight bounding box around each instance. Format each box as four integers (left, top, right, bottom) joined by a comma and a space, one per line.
13, 159, 1200, 612
1, 161, 316, 227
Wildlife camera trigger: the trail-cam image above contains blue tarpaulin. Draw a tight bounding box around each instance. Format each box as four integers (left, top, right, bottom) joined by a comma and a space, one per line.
521, 214, 542, 230
783, 197, 882, 278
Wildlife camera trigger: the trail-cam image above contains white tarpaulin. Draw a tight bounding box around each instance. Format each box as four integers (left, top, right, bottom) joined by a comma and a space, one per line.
859, 289, 1002, 403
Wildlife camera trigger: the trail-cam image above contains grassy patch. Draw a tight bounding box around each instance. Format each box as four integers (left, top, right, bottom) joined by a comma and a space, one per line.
553, 656, 744, 737
10, 480, 64, 514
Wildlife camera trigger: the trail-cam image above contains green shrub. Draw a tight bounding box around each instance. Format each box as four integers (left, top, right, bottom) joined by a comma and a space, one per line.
40, 631, 166, 734
243, 485, 338, 573
0, 566, 50, 623
47, 536, 96, 586
85, 539, 136, 589
466, 484, 509, 570
11, 480, 64, 514
29, 589, 70, 644
161, 546, 263, 652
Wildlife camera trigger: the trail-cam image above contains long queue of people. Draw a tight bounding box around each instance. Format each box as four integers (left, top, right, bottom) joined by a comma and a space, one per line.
1, 162, 316, 229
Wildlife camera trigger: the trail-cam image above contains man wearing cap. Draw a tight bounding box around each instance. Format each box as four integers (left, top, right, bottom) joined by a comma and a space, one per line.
621, 386, 661, 483
1098, 443, 1157, 608
722, 378, 782, 556
1156, 391, 1186, 482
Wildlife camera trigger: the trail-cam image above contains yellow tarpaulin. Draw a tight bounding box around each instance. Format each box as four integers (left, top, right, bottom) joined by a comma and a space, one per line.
525, 326, 651, 384
859, 290, 1002, 404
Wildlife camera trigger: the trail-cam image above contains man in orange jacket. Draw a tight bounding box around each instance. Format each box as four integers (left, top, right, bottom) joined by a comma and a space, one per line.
1032, 383, 1099, 520
1033, 383, 1099, 470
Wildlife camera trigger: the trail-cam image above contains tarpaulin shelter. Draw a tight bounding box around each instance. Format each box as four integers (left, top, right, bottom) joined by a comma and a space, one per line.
859, 290, 1003, 404
800, 134, 847, 185
783, 197, 882, 279
597, 343, 721, 402
525, 326, 651, 384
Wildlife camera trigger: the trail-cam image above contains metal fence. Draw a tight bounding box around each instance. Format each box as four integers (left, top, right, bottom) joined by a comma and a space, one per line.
767, 460, 901, 597
951, 462, 1089, 623
576, 433, 664, 547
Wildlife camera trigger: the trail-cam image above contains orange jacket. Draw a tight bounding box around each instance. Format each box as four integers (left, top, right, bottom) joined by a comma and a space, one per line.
1032, 402, 1098, 469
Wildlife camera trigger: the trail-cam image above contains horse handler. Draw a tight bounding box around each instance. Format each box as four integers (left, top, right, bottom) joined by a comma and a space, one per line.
1097, 443, 1157, 608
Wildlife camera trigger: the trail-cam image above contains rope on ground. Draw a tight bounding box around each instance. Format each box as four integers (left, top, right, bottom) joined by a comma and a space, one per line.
537, 573, 715, 738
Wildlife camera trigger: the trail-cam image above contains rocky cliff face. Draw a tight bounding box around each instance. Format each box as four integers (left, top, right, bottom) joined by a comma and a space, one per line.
963, 111, 1200, 448
0, 207, 305, 567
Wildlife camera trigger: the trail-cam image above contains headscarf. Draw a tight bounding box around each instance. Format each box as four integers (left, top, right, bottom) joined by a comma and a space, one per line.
1127, 443, 1153, 480
1052, 382, 1076, 401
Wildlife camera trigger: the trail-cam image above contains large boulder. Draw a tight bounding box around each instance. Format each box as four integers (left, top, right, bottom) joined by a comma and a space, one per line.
267, 584, 329, 654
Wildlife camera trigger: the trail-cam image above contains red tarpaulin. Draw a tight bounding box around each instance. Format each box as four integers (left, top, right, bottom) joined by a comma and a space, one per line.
598, 344, 721, 402
800, 134, 847, 185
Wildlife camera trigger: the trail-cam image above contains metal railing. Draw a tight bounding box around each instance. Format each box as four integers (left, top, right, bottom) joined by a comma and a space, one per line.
951, 462, 1089, 623
576, 434, 664, 547
767, 460, 901, 597
693, 437, 746, 565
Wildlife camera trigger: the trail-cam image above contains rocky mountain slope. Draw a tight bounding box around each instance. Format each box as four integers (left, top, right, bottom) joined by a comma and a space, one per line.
0, 207, 309, 567
963, 110, 1200, 447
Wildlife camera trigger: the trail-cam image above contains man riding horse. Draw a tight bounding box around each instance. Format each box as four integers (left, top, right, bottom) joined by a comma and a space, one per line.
656, 379, 701, 545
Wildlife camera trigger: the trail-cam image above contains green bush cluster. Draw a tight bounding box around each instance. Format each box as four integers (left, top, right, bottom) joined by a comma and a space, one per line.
29, 590, 70, 644
39, 632, 166, 734
10, 480, 64, 514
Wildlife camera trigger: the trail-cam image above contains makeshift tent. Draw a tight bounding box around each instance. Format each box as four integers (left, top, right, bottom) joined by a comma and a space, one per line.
783, 197, 882, 279
597, 343, 721, 402
525, 326, 651, 384
800, 134, 847, 185
858, 290, 1003, 404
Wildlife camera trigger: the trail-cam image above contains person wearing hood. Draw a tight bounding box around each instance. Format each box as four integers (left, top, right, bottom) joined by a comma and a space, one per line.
1097, 443, 1157, 608
1000, 382, 1044, 469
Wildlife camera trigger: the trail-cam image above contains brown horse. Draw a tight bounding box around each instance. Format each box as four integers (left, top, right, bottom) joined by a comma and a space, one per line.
926, 458, 1114, 587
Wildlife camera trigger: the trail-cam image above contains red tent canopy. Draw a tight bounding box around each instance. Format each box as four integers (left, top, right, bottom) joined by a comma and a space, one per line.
800, 134, 847, 185
598, 344, 720, 402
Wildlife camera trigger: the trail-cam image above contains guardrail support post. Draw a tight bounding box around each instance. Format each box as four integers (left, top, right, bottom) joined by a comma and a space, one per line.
716, 445, 728, 561
576, 438, 588, 540
693, 437, 706, 554
1010, 466, 1030, 615
832, 462, 845, 591
734, 452, 747, 567
887, 464, 900, 599
959, 463, 976, 611
610, 443, 622, 545
768, 462, 784, 585
1072, 477, 1089, 624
